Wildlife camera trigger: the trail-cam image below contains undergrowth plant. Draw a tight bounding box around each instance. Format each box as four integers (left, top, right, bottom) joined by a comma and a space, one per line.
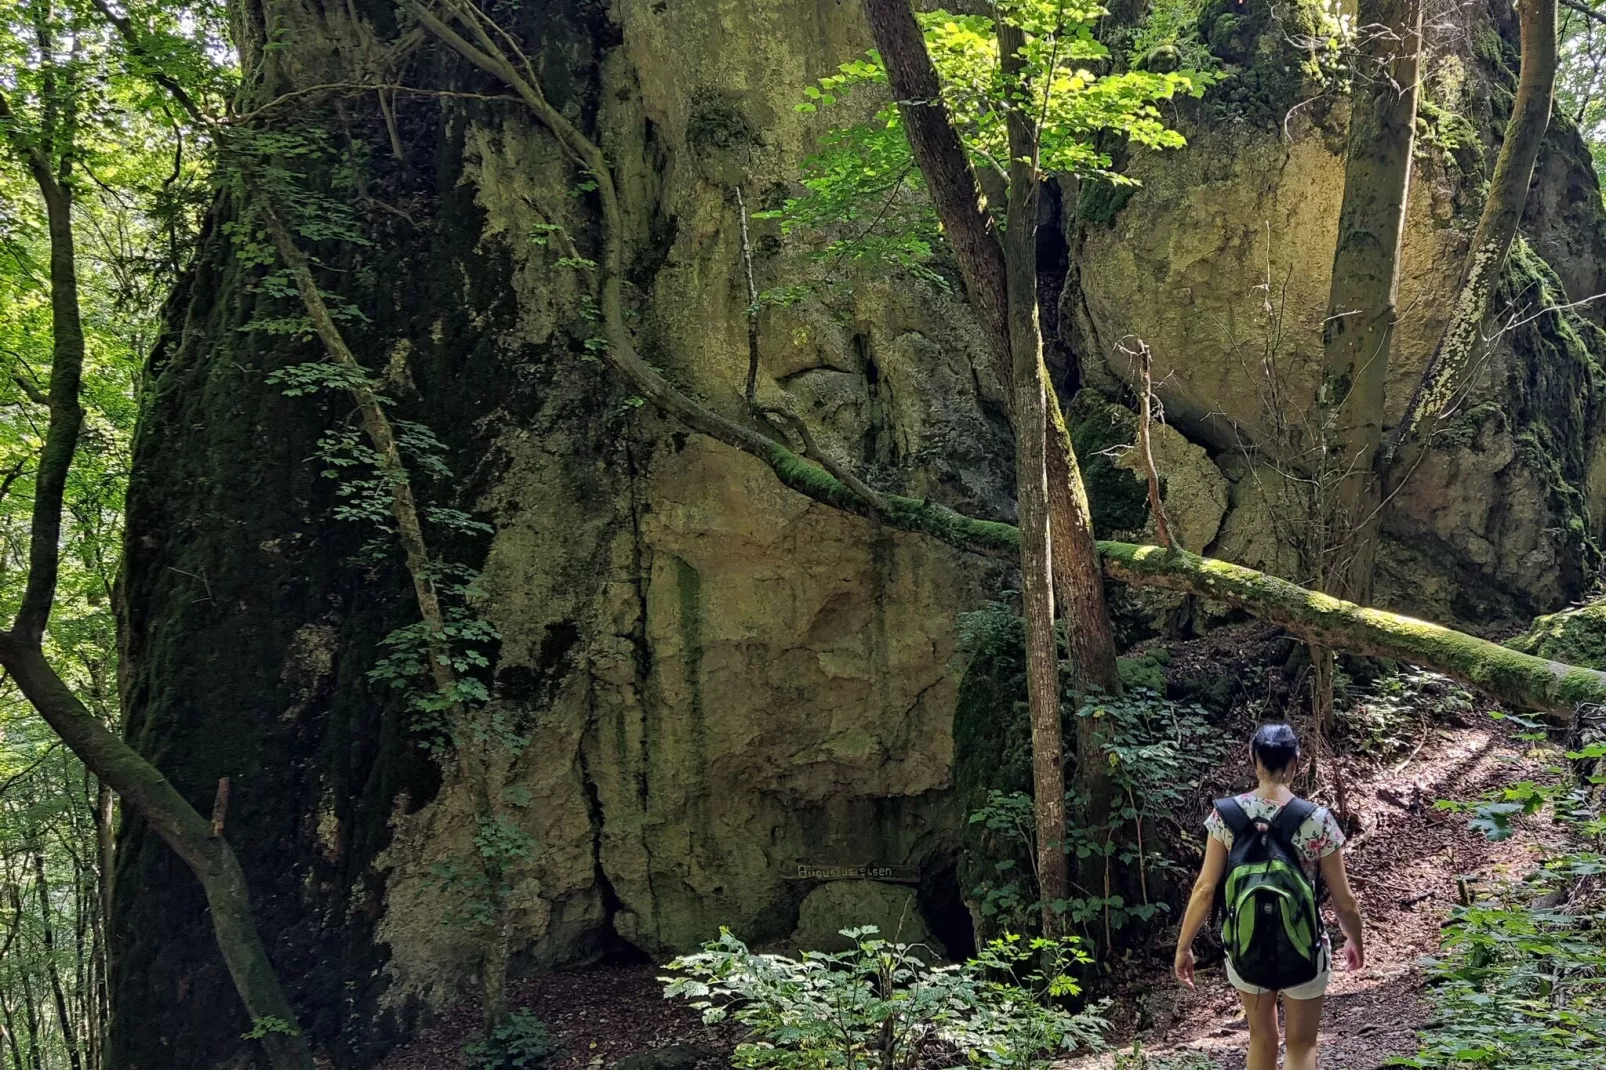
663, 927, 1108, 1070
965, 676, 1226, 943
957, 600, 1227, 945
1389, 740, 1606, 1068
1336, 668, 1480, 759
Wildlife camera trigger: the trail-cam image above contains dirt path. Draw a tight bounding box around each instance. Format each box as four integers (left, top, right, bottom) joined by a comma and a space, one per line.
1069, 718, 1562, 1069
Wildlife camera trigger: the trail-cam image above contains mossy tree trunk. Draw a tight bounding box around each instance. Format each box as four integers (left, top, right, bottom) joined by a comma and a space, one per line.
1390, 0, 1561, 469
1318, 0, 1424, 604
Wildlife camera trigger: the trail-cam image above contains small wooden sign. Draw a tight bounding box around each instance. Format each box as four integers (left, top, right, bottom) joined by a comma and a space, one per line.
788, 862, 920, 884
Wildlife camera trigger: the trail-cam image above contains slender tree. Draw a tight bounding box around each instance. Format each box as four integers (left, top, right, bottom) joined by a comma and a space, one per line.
0, 13, 315, 1069
1318, 0, 1425, 604
858, 0, 1146, 931
1389, 0, 1562, 471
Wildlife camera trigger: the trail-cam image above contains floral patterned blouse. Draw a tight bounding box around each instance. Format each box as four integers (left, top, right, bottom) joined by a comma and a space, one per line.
1204, 792, 1347, 880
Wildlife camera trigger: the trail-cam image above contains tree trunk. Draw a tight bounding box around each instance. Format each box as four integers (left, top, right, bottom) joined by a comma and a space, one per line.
1, 993, 24, 1070
1, 889, 26, 1070
1, 647, 315, 1069
91, 779, 111, 1070
1390, 0, 1560, 467
33, 846, 83, 1070
1318, 0, 1424, 603
859, 0, 1127, 929
18, 979, 41, 1070
858, 0, 1122, 701
999, 21, 1070, 935
9, 885, 43, 1070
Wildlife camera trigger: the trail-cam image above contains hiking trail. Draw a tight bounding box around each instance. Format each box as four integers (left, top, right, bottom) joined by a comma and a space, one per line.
1067, 714, 1563, 1069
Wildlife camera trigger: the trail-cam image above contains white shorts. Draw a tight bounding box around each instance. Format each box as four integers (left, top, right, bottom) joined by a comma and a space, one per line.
1226, 946, 1331, 1001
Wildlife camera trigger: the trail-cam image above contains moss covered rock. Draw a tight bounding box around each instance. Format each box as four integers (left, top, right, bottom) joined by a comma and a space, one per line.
788, 882, 937, 958
1066, 390, 1228, 553
1508, 601, 1606, 669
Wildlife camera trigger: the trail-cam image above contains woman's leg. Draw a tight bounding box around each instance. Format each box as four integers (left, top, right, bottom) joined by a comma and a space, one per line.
1238, 990, 1280, 1070
1283, 994, 1324, 1070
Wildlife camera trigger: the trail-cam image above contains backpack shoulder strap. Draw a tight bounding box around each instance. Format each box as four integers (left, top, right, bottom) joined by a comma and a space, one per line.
1270, 797, 1326, 903
1213, 797, 1253, 838
1271, 797, 1316, 841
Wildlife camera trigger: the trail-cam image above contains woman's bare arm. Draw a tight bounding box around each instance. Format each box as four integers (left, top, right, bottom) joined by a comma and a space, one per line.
1174, 836, 1227, 986
1319, 847, 1365, 968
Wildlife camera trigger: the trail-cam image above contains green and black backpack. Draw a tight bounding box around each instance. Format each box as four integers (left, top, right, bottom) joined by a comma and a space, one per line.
1213, 796, 1325, 990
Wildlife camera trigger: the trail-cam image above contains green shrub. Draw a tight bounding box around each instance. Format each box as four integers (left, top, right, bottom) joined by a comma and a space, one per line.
462, 1010, 562, 1070
662, 927, 1108, 1070
966, 687, 1227, 939
1389, 743, 1606, 1068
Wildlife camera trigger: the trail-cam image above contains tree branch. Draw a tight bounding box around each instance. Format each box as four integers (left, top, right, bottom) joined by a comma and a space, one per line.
84, 0, 210, 126
1561, 0, 1606, 26
862, 0, 1011, 361
1132, 341, 1173, 550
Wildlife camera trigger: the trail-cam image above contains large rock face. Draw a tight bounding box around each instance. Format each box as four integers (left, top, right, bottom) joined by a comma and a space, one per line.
114, 2, 1006, 1068
110, 1, 1606, 1069
1068, 0, 1606, 623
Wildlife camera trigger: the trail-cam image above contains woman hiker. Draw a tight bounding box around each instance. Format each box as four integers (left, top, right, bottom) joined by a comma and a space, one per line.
1172, 723, 1366, 1070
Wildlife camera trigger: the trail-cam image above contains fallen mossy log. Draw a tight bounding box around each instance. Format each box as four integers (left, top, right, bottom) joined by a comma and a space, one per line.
717, 444, 1606, 721
1097, 542, 1606, 722
719, 436, 1606, 721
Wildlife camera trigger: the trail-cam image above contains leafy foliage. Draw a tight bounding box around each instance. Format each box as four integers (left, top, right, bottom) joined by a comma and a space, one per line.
663, 927, 1107, 1070
462, 1009, 563, 1070
1336, 668, 1480, 759
1558, 1, 1606, 203
1390, 747, 1606, 1068
957, 602, 1226, 943
1127, 0, 1222, 76
772, 2, 1210, 277
0, 1, 217, 1062
967, 685, 1225, 937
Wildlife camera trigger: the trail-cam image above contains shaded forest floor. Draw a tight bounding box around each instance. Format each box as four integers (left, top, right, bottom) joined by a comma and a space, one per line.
379, 675, 1559, 1070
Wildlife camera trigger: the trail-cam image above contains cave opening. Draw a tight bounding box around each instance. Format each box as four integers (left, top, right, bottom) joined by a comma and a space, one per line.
918, 854, 977, 961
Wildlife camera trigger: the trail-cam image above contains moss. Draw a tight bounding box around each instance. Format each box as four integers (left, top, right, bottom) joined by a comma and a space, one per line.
763, 441, 1021, 558
1196, 0, 1330, 129
1432, 400, 1504, 449
1508, 601, 1606, 670
1078, 180, 1139, 228
1117, 650, 1168, 692
686, 92, 759, 154
1497, 239, 1606, 597
1066, 390, 1150, 536
1471, 29, 1517, 85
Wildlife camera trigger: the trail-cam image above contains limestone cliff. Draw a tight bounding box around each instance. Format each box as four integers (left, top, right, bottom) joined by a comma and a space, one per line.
1069, 0, 1606, 622
110, 0, 1606, 1067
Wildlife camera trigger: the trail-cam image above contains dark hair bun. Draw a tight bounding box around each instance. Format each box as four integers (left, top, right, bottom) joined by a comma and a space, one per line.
1251, 722, 1300, 774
